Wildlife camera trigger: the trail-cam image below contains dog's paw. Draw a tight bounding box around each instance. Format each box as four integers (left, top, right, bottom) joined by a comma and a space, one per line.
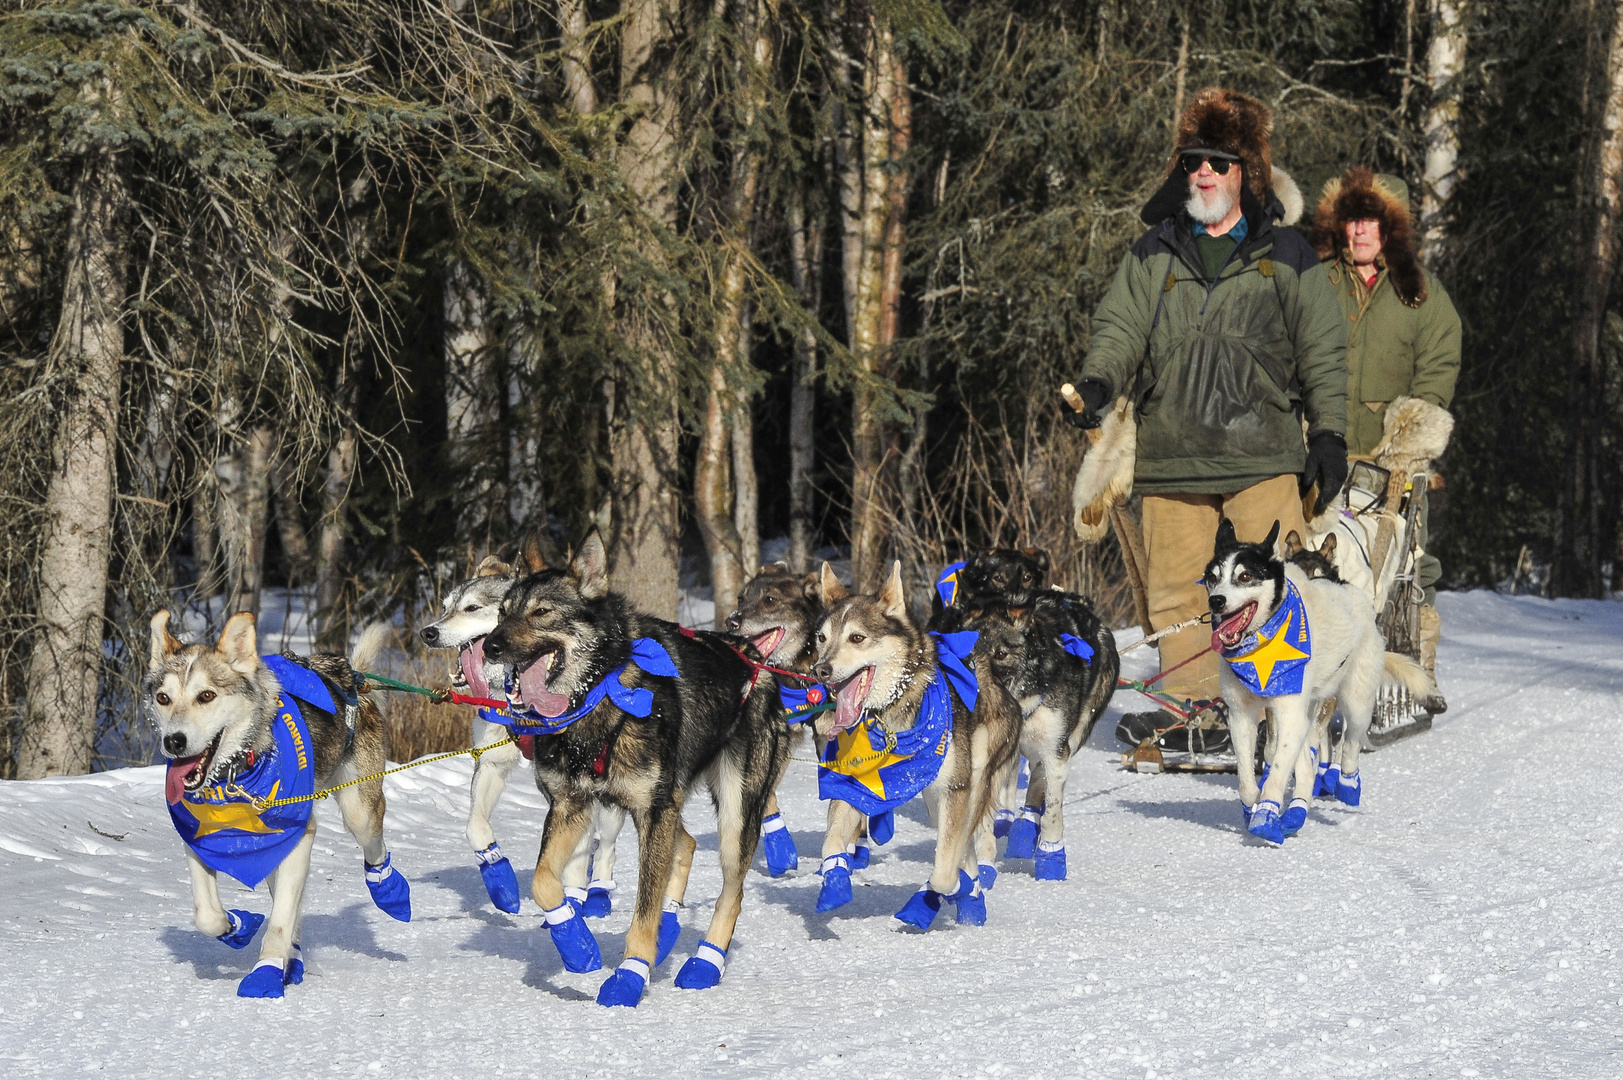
1247, 800, 1285, 846
544, 903, 603, 973
475, 845, 521, 914
978, 862, 998, 891
869, 810, 895, 846
656, 903, 681, 966
1004, 806, 1041, 860
595, 959, 648, 1008
761, 814, 799, 876
1321, 762, 1342, 800
954, 891, 988, 926
1238, 800, 1253, 826
236, 962, 286, 999
991, 808, 1015, 839
365, 853, 412, 922
283, 944, 304, 986
582, 882, 614, 919
815, 855, 853, 913
673, 942, 727, 990
1281, 798, 1309, 837
849, 844, 871, 871
217, 909, 264, 950
1335, 770, 1361, 807
1034, 842, 1066, 881
893, 887, 943, 931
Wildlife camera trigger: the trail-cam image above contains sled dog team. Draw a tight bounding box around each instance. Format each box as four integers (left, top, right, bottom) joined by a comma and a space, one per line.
147, 522, 1429, 1005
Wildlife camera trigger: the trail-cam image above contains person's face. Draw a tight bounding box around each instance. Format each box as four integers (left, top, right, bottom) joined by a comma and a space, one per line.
1187, 156, 1243, 215
1345, 218, 1383, 266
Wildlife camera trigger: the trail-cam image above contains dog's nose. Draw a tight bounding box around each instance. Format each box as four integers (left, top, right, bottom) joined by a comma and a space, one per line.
419, 625, 440, 645
814, 662, 833, 681
723, 611, 742, 631
483, 634, 506, 661
162, 732, 188, 757
1208, 594, 1227, 613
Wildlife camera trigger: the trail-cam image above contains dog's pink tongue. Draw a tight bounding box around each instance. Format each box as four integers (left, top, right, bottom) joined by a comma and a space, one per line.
165, 756, 201, 804
518, 653, 571, 718
1212, 605, 1254, 652
460, 639, 492, 699
830, 668, 873, 735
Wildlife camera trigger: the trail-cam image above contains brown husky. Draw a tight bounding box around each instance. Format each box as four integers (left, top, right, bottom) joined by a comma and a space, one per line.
811, 561, 1019, 928
145, 612, 407, 998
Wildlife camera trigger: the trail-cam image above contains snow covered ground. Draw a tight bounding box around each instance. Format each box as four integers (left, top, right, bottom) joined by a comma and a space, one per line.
3, 590, 1620, 1079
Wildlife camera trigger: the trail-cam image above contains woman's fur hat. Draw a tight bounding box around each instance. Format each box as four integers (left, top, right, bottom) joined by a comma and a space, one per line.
1167, 87, 1276, 205
1311, 166, 1427, 307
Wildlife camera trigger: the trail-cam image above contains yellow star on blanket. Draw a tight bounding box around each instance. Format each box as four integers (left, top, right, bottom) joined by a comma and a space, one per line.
184, 781, 282, 838
1232, 611, 1310, 690
822, 724, 907, 800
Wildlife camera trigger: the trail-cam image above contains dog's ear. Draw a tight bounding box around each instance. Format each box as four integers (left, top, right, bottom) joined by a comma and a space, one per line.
1023, 547, 1051, 577
1262, 519, 1281, 556
818, 562, 849, 604
878, 561, 907, 620
476, 555, 514, 578
521, 534, 548, 574
571, 531, 610, 600
149, 610, 181, 667
802, 571, 825, 602
1214, 517, 1238, 556
1009, 607, 1031, 631
1283, 530, 1305, 557
1318, 533, 1337, 558
215, 612, 259, 674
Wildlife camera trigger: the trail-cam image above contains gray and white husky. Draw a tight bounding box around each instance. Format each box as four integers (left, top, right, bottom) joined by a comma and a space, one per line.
419, 553, 626, 917
1204, 519, 1434, 844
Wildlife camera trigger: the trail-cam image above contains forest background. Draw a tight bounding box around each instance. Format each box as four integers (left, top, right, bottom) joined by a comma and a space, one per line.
3, 0, 1619, 777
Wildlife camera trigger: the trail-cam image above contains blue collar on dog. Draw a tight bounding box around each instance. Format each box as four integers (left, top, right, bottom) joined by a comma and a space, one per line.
167, 684, 317, 888
779, 681, 833, 724
503, 637, 678, 735
817, 631, 979, 815
1222, 580, 1312, 697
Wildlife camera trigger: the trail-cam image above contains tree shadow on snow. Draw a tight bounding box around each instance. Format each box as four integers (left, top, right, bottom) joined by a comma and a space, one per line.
300, 903, 410, 962
456, 917, 593, 1000
427, 862, 521, 919
1117, 797, 1246, 832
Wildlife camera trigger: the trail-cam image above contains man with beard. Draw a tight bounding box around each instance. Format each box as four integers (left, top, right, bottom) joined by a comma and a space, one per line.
1066, 88, 1348, 747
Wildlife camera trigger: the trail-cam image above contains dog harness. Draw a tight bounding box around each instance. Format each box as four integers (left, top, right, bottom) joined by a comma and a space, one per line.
166, 655, 319, 888
498, 637, 679, 735
1221, 580, 1312, 696
817, 631, 979, 815
778, 681, 834, 724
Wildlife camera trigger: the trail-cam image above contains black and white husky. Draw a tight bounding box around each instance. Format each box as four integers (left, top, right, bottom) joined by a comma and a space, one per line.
418, 554, 626, 918
145, 612, 409, 998
1204, 519, 1434, 844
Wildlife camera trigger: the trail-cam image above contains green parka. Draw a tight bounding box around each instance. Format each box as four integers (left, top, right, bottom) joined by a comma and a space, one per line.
1079, 183, 1348, 494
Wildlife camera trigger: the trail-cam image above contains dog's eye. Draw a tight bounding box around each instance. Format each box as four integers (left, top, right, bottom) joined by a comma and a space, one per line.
464, 604, 480, 613
994, 649, 1008, 661
197, 690, 216, 704
155, 692, 171, 706
762, 595, 776, 606
816, 632, 826, 643
1237, 572, 1252, 584
848, 632, 866, 645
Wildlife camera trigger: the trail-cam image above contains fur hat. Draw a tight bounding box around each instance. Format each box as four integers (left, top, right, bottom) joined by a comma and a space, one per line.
1168, 87, 1275, 205
1310, 166, 1427, 307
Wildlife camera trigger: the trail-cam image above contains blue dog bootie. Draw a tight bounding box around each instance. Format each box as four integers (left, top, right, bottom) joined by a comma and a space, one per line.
815, 853, 853, 913
563, 885, 590, 915
1239, 799, 1253, 826
991, 807, 1016, 839
583, 879, 614, 918
1323, 761, 1343, 800
761, 813, 799, 876
978, 862, 998, 891
217, 908, 264, 950
475, 843, 521, 914
1034, 840, 1067, 881
657, 898, 682, 966
1281, 797, 1310, 837
365, 852, 412, 922
894, 883, 945, 931
949, 870, 986, 927
283, 943, 304, 986
849, 843, 872, 871
596, 958, 649, 1008
674, 941, 728, 990
543, 900, 603, 973
1336, 770, 1362, 807
1017, 757, 1030, 789
237, 959, 286, 999
1247, 799, 1285, 846
1311, 747, 1332, 798
869, 811, 895, 846
1005, 805, 1042, 860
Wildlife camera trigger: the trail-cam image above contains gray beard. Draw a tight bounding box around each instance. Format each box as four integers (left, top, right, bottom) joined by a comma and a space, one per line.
1186, 187, 1236, 226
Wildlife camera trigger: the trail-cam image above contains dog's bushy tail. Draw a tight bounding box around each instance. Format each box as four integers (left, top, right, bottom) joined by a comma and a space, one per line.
350, 622, 394, 678
1381, 651, 1435, 698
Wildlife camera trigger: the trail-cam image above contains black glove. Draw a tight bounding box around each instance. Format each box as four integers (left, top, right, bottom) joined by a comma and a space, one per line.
1062, 377, 1112, 430
1300, 430, 1348, 515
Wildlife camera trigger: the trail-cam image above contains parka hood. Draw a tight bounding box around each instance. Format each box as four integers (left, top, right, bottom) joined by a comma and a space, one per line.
1311, 166, 1427, 307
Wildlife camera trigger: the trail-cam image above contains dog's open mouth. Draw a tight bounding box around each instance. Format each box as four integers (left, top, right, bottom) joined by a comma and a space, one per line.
750, 627, 787, 659
828, 666, 875, 735
1212, 601, 1259, 652
515, 649, 572, 718
164, 729, 223, 803
457, 637, 493, 699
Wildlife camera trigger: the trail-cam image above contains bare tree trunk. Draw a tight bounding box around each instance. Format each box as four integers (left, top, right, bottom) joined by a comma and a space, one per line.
1556, 0, 1623, 599
191, 477, 220, 599
732, 392, 759, 575
610, 0, 684, 619
270, 451, 314, 586
18, 147, 127, 779
216, 425, 273, 617
315, 423, 356, 647
1399, 0, 1418, 121
443, 260, 499, 559
1171, 16, 1191, 131
787, 185, 825, 573
559, 0, 600, 116
1420, 0, 1469, 259
507, 338, 544, 535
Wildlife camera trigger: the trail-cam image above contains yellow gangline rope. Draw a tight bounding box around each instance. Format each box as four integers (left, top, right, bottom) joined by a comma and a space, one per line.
249, 737, 517, 810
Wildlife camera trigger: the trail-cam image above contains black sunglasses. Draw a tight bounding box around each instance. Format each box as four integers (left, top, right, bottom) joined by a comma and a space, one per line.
1179, 153, 1238, 176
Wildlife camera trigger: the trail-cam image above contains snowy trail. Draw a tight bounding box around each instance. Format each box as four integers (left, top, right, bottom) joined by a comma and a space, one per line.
2, 592, 1620, 1079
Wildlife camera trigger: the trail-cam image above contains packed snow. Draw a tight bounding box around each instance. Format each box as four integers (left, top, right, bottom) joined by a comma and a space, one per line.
2, 590, 1619, 1078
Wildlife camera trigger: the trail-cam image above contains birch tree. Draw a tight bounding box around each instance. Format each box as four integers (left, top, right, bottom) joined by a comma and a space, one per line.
1420, 0, 1469, 258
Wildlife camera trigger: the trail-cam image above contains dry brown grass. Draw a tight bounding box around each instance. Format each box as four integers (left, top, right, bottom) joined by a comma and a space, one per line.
375, 651, 478, 763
